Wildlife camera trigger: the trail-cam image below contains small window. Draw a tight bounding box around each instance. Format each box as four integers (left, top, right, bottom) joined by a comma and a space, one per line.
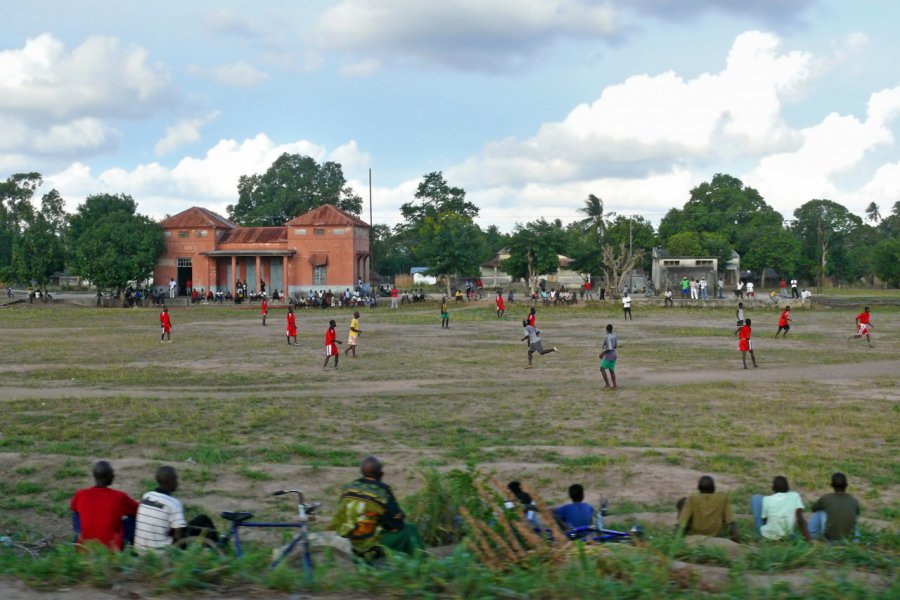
313, 265, 327, 285
663, 260, 680, 266
177, 258, 192, 267
196, 230, 208, 238
332, 228, 345, 235
178, 231, 189, 238
294, 228, 308, 235
313, 228, 326, 236
697, 260, 713, 266
164, 231, 172, 238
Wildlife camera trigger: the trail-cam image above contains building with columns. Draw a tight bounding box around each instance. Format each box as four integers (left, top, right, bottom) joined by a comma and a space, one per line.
154, 204, 371, 295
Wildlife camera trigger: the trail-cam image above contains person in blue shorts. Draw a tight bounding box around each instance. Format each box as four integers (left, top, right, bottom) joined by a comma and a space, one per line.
599, 323, 618, 389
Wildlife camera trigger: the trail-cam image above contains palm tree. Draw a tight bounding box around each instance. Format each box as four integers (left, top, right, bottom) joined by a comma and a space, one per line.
578, 194, 614, 238
893, 200, 900, 217
865, 202, 881, 224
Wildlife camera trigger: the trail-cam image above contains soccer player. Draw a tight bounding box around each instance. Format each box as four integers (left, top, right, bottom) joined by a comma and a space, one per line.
496, 291, 505, 318
733, 302, 745, 335
159, 306, 172, 342
440, 296, 449, 329
261, 297, 268, 326
527, 307, 537, 328
739, 318, 757, 369
345, 311, 361, 357
286, 306, 298, 347
775, 306, 792, 338
599, 323, 618, 389
849, 306, 874, 346
324, 319, 342, 369
521, 320, 557, 368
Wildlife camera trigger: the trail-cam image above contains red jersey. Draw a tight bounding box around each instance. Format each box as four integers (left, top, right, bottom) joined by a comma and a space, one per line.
70, 487, 139, 550
496, 296, 504, 310
856, 312, 870, 325
286, 312, 297, 335
391, 288, 398, 298
585, 282, 592, 291
778, 311, 790, 327
159, 311, 171, 331
325, 327, 336, 346
261, 300, 268, 315
527, 314, 536, 327
738, 325, 752, 352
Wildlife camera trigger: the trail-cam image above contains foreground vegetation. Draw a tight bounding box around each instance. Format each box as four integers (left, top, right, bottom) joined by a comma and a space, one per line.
0, 300, 897, 597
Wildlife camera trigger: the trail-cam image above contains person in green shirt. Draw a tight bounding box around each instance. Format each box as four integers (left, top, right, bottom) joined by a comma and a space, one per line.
676, 475, 739, 543
808, 472, 860, 542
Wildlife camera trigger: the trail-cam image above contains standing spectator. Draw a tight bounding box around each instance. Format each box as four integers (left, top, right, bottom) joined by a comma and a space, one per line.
168, 278, 177, 299
808, 473, 860, 542
186, 279, 192, 296
680, 276, 690, 298
70, 461, 139, 550
779, 278, 788, 298
159, 306, 172, 343
599, 323, 618, 390
751, 476, 811, 541
690, 279, 699, 300
717, 278, 725, 299
622, 293, 632, 320
390, 287, 399, 309
734, 280, 744, 299
261, 297, 268, 326
733, 302, 745, 335
790, 278, 799, 299
746, 281, 755, 298
699, 278, 708, 300
584, 279, 593, 300
440, 296, 449, 329
677, 476, 739, 543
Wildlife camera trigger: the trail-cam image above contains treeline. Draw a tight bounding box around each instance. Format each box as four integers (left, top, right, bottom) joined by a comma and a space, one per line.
2, 161, 898, 295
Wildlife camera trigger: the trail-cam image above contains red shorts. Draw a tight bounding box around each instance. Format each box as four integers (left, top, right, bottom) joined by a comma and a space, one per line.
161, 325, 171, 333
287, 327, 297, 337
858, 324, 869, 335
739, 339, 751, 352
325, 343, 339, 356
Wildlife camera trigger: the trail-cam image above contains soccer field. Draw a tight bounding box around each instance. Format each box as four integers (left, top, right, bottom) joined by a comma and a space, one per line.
0, 297, 897, 596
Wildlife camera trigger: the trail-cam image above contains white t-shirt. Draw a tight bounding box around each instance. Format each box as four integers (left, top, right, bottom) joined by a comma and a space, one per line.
134, 490, 187, 552
761, 491, 804, 540
746, 282, 754, 293
622, 296, 631, 308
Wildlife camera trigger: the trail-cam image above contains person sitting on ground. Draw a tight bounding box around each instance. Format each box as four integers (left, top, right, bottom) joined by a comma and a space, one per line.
808, 472, 860, 543
751, 475, 811, 541
676, 475, 739, 543
553, 484, 595, 530
332, 456, 423, 560
134, 466, 216, 553
70, 460, 139, 550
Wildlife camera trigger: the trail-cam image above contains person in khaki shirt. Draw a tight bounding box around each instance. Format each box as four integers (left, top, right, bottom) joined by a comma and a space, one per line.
676, 475, 740, 543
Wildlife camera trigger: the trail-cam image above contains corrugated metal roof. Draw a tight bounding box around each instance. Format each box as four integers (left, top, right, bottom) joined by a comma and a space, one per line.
160, 207, 237, 229
286, 204, 370, 228
218, 227, 287, 244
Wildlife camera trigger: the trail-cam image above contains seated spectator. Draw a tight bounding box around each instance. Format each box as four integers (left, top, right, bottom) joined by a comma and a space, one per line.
554, 484, 594, 529
134, 466, 216, 553
808, 472, 860, 542
331, 456, 422, 560
751, 476, 811, 541
677, 475, 739, 542
70, 460, 139, 550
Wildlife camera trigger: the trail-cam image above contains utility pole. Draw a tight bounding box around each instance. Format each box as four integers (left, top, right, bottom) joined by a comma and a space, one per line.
628, 217, 633, 293
368, 168, 373, 285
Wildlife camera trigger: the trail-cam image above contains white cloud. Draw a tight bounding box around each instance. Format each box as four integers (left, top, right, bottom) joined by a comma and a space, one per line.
204, 10, 265, 40
310, 0, 620, 72
154, 112, 221, 156
189, 61, 269, 86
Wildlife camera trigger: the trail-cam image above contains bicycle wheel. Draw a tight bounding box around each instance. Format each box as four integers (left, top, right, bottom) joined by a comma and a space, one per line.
173, 535, 225, 556
284, 533, 355, 570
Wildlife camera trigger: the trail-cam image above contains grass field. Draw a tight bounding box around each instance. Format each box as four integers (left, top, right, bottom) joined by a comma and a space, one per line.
0, 296, 897, 598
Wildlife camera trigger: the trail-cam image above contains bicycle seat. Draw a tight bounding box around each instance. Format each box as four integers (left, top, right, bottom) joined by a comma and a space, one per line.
220, 511, 254, 523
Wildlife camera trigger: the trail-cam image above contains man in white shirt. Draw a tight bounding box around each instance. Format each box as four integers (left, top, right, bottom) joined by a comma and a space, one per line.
746, 281, 755, 298
699, 278, 708, 300
622, 294, 632, 320
751, 476, 811, 541
134, 466, 186, 552
168, 278, 177, 299
790, 278, 799, 299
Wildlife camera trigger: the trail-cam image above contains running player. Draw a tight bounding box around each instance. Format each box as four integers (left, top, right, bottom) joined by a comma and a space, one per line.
261, 297, 268, 326
599, 323, 618, 389
345, 311, 361, 357
440, 296, 449, 329
848, 306, 874, 346
521, 320, 558, 368
286, 306, 298, 347
739, 318, 757, 369
159, 306, 172, 343
527, 307, 537, 328
323, 319, 342, 369
775, 306, 792, 338
496, 291, 505, 318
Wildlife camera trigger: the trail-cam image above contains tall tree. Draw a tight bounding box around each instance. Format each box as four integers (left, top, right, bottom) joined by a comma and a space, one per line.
371, 224, 415, 277
601, 242, 645, 299
400, 171, 479, 224
792, 199, 863, 291
872, 237, 900, 287
865, 202, 882, 224
419, 213, 486, 295
0, 173, 42, 274
227, 153, 363, 226
503, 219, 567, 291
577, 194, 613, 239
68, 194, 165, 295
12, 214, 64, 297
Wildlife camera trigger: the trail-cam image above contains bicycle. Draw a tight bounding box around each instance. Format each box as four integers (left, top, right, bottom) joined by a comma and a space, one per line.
0, 535, 54, 560
174, 489, 353, 574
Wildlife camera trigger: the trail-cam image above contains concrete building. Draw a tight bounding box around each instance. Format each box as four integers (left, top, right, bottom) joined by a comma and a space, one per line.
651, 248, 741, 293
154, 205, 371, 295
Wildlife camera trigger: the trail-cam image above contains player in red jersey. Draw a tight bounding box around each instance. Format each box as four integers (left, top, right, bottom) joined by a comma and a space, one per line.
738, 318, 757, 369
323, 319, 342, 369
159, 306, 172, 342
496, 291, 505, 318
775, 306, 792, 338
286, 306, 298, 346
848, 306, 873, 346
261, 297, 268, 326
527, 307, 536, 327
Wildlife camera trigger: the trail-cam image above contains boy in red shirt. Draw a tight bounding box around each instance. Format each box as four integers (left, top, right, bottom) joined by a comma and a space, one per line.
527, 307, 536, 327
159, 306, 172, 342
261, 297, 268, 326
323, 319, 342, 369
286, 306, 297, 346
849, 306, 873, 346
70, 461, 139, 550
775, 306, 792, 338
496, 291, 505, 318
739, 318, 758, 369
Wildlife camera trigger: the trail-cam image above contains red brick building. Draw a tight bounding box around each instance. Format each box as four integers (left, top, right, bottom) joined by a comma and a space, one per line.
154, 205, 371, 295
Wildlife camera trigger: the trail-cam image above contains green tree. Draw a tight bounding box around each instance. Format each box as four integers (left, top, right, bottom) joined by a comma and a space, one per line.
872, 237, 900, 287
69, 194, 165, 294
227, 153, 363, 226
503, 219, 567, 291
792, 199, 863, 291
604, 215, 657, 273
865, 202, 881, 224
665, 231, 704, 256
0, 172, 42, 276
483, 224, 509, 259
418, 213, 486, 295
371, 224, 416, 277
400, 172, 479, 224
11, 214, 64, 297
741, 225, 801, 286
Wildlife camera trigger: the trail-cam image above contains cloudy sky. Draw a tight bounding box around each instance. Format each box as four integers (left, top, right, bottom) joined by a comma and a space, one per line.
2, 0, 898, 229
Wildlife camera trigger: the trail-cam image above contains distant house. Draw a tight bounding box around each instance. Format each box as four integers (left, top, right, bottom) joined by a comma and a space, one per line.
154, 205, 371, 295
410, 267, 437, 285
480, 250, 586, 288
651, 248, 740, 292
